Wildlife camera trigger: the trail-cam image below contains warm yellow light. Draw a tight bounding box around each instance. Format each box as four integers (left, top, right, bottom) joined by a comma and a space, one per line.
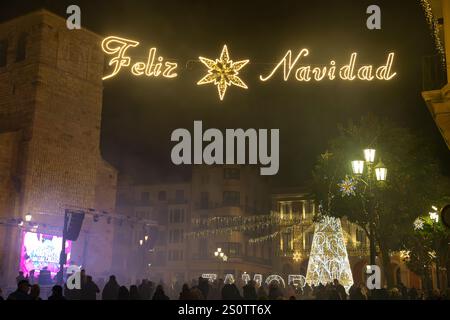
139, 240, 143, 246
375, 162, 387, 181
144, 235, 149, 241
101, 36, 178, 80
219, 252, 224, 257
364, 149, 376, 163
259, 50, 396, 82
293, 251, 302, 262
25, 214, 32, 222
197, 45, 249, 101
214, 251, 219, 257
351, 160, 364, 175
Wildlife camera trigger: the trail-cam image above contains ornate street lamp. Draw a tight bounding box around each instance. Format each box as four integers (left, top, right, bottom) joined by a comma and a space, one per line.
375, 161, 387, 181
351, 160, 364, 175
364, 148, 376, 163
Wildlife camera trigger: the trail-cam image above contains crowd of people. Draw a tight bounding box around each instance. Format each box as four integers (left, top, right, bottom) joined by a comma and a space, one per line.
1, 270, 449, 300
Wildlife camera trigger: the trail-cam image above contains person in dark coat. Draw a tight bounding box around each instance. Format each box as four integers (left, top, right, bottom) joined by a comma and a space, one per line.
221, 283, 242, 300
179, 284, 196, 300
102, 275, 120, 300
130, 285, 141, 300
82, 276, 100, 300
7, 280, 31, 300
48, 285, 66, 300
243, 280, 258, 300
152, 285, 169, 300
198, 277, 210, 299
118, 286, 130, 300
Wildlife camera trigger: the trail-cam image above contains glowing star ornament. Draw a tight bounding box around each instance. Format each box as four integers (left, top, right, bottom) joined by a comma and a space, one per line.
197, 45, 249, 101
338, 176, 356, 197
293, 251, 302, 262
413, 218, 424, 231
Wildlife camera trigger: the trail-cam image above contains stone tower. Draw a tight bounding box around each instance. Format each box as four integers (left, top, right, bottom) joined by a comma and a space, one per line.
0, 10, 117, 287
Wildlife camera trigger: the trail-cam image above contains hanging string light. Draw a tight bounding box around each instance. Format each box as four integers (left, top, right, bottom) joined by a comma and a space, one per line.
420, 0, 446, 68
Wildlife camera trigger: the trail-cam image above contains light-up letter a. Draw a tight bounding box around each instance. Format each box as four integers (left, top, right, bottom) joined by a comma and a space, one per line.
102, 36, 139, 80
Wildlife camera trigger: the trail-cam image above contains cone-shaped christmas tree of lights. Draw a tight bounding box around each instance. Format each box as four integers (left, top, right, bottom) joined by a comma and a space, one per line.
306, 216, 353, 291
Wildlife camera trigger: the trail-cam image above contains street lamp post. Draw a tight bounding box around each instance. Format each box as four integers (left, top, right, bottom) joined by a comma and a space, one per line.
351, 148, 387, 266
214, 248, 227, 277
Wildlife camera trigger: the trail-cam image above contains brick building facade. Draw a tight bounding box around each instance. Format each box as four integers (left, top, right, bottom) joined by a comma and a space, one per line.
0, 10, 117, 287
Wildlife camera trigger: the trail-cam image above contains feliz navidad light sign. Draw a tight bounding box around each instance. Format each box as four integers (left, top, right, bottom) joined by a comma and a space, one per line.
101, 36, 397, 101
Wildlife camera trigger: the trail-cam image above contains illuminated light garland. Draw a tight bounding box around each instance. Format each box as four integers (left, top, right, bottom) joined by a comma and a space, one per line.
265, 274, 286, 288
197, 45, 249, 100
101, 36, 178, 80
288, 275, 306, 288
419, 0, 446, 68
259, 50, 396, 82
305, 216, 354, 292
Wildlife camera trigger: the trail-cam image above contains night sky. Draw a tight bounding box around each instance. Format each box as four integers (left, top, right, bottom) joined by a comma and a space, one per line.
2, 0, 449, 187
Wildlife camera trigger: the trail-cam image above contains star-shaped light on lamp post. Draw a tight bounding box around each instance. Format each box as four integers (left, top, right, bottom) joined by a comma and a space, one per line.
197, 45, 249, 101
293, 251, 302, 262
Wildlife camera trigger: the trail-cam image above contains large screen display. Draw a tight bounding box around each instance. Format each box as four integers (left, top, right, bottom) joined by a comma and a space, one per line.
19, 231, 72, 276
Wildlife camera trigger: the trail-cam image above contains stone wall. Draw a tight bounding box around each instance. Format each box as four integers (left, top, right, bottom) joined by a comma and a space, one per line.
0, 10, 117, 287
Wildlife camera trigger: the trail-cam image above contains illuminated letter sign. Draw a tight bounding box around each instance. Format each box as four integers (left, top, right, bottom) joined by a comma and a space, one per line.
101, 36, 178, 80
260, 50, 396, 82
101, 36, 397, 101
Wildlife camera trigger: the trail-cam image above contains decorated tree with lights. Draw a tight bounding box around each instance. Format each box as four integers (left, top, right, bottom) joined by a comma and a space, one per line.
402, 208, 450, 290
305, 216, 353, 290
312, 115, 449, 288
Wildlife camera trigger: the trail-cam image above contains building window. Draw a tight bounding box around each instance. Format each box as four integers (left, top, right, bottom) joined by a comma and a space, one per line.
223, 191, 240, 207
199, 240, 208, 258
16, 33, 27, 62
141, 192, 150, 204
170, 209, 185, 224
356, 229, 366, 244
281, 232, 292, 252
224, 168, 240, 180
0, 39, 7, 67
158, 190, 167, 201
200, 192, 209, 209
175, 190, 185, 203
168, 250, 184, 261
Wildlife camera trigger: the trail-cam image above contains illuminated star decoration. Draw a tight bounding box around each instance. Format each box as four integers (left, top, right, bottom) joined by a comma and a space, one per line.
197, 45, 249, 101
293, 251, 302, 262
338, 176, 356, 197
413, 218, 424, 231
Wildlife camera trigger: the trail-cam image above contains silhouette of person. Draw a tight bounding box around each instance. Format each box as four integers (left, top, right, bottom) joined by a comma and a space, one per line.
130, 285, 141, 300
118, 286, 130, 300
102, 275, 120, 300
48, 285, 66, 300
152, 285, 169, 300
82, 275, 100, 300
7, 280, 31, 300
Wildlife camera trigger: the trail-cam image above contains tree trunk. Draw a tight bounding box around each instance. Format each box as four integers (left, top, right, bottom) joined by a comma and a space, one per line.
379, 244, 394, 288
